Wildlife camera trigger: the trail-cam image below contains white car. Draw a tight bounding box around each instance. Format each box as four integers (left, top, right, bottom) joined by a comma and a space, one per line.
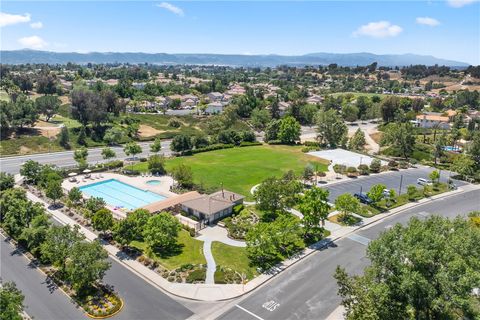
383, 189, 392, 197
417, 178, 433, 186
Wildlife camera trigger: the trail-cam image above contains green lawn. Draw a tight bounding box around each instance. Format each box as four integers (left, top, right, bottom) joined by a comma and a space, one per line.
128, 145, 329, 199
0, 90, 10, 102
211, 241, 257, 279
130, 230, 206, 270
50, 115, 82, 129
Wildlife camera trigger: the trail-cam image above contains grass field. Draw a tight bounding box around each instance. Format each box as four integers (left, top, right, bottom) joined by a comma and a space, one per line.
130, 230, 205, 270
0, 90, 9, 102
211, 242, 257, 279
129, 145, 329, 199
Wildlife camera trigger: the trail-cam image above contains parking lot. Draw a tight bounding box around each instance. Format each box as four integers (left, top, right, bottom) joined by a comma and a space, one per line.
323, 166, 465, 202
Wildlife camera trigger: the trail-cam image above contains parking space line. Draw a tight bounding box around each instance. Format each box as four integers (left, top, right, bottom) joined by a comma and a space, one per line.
346, 234, 371, 246
235, 305, 265, 320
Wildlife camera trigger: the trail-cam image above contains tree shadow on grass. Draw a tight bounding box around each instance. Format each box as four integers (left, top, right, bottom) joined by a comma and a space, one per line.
154, 242, 185, 259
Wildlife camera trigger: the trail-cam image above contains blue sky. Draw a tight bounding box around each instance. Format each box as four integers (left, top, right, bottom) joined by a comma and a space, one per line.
1, 1, 479, 64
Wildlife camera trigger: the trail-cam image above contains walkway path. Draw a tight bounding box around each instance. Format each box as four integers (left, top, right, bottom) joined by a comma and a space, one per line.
202, 240, 216, 284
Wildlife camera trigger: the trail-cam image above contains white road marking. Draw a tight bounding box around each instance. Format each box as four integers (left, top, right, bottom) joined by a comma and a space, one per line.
346, 234, 371, 246
235, 305, 265, 320
416, 211, 429, 217
262, 300, 280, 311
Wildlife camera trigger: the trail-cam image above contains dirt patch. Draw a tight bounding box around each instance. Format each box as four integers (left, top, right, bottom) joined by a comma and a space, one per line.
138, 124, 165, 138
34, 120, 59, 128
35, 126, 61, 138
370, 132, 383, 144
19, 146, 32, 154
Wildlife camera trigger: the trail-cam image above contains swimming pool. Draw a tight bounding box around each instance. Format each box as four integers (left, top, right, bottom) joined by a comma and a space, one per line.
79, 179, 166, 210
146, 180, 161, 186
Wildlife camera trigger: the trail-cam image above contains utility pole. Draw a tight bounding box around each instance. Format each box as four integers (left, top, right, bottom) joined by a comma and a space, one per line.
398, 174, 403, 195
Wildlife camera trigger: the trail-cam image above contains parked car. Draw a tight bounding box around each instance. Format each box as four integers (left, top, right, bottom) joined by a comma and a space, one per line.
417, 178, 433, 186
354, 192, 373, 204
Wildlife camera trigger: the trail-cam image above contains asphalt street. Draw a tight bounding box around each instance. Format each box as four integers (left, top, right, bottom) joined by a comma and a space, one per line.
1, 233, 194, 320
217, 188, 480, 320
323, 166, 465, 202
0, 140, 172, 174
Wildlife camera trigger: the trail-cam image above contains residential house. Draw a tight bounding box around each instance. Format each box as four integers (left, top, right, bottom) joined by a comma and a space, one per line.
207, 92, 224, 102
306, 95, 323, 105
205, 102, 225, 114
415, 112, 450, 129
132, 82, 146, 90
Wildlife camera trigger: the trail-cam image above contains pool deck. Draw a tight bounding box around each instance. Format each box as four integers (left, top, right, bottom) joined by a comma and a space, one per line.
62, 173, 176, 218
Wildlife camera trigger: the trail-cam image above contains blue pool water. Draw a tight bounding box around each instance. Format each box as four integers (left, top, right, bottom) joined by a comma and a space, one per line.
146, 180, 161, 186
79, 179, 166, 210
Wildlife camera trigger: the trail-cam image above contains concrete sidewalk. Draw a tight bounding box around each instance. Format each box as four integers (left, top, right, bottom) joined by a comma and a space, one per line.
25, 184, 478, 302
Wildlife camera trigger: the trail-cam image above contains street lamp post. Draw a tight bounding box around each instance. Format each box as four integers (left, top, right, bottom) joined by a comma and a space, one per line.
398, 174, 403, 195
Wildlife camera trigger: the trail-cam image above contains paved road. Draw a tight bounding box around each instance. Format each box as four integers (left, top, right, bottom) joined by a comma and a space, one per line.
323, 166, 465, 202
0, 140, 172, 174
1, 232, 194, 320
1, 235, 86, 320
217, 188, 480, 320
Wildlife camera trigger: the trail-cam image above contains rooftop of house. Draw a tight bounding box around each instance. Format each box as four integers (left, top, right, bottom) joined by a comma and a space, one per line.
416, 113, 449, 122
142, 191, 202, 213
181, 190, 244, 216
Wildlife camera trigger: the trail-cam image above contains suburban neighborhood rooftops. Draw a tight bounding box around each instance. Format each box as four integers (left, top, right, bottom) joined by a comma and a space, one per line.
415, 114, 449, 122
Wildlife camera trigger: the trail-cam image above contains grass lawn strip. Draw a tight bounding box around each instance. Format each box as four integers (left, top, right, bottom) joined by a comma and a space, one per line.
211, 241, 258, 280
130, 229, 206, 270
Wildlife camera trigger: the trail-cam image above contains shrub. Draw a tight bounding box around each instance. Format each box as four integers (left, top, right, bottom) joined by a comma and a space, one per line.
233, 204, 244, 215
369, 159, 381, 173
168, 118, 182, 128
358, 164, 370, 175
398, 161, 409, 169
303, 141, 320, 147
407, 185, 418, 200
191, 143, 234, 154
388, 160, 398, 170
267, 139, 283, 145
338, 214, 361, 226
186, 269, 206, 283
102, 160, 123, 169
333, 164, 347, 174
301, 146, 318, 153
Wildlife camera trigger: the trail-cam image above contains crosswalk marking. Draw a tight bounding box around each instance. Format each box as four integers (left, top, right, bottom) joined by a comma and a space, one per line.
346, 234, 371, 246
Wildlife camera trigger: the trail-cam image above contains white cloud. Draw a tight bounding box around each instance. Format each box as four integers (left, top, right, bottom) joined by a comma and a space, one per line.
30, 21, 43, 29
18, 35, 47, 49
0, 12, 31, 27
353, 21, 403, 38
156, 2, 184, 16
447, 0, 478, 7
416, 17, 440, 26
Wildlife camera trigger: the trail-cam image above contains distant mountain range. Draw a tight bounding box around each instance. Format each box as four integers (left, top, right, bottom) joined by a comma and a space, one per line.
0, 50, 470, 67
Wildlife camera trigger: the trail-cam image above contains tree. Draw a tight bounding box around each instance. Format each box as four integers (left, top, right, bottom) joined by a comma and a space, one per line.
316, 109, 348, 148
380, 96, 401, 122
36, 73, 58, 95
381, 123, 416, 159
298, 187, 330, 240
85, 197, 106, 213
335, 215, 480, 319
35, 95, 61, 122
73, 147, 88, 169
0, 172, 15, 191
147, 154, 166, 175
342, 104, 359, 122
19, 213, 51, 256
367, 184, 387, 204
46, 178, 63, 205
77, 126, 87, 146
41, 225, 85, 273
0, 281, 25, 320
254, 175, 302, 218
348, 128, 366, 151
278, 116, 301, 144
103, 127, 123, 145
452, 154, 475, 179
10, 95, 38, 129
264, 119, 281, 142
246, 215, 304, 269
68, 187, 83, 205
150, 138, 162, 154
65, 240, 110, 293
369, 158, 381, 173
143, 212, 181, 252
407, 185, 417, 200
101, 147, 116, 162
302, 166, 314, 183
170, 134, 192, 153
0, 188, 45, 239
171, 164, 194, 188
20, 160, 42, 184
335, 194, 361, 220
58, 126, 70, 149
123, 142, 142, 159
91, 208, 113, 234
251, 108, 271, 130
429, 170, 440, 184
